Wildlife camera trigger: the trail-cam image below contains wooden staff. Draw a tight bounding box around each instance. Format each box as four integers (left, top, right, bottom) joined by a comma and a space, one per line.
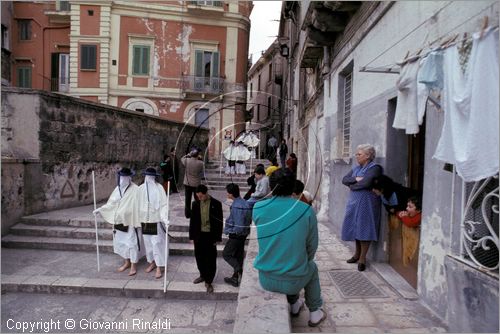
92, 171, 101, 272
163, 181, 170, 293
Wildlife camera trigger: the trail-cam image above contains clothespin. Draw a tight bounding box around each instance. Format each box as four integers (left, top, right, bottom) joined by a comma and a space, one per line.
479, 16, 489, 39
460, 32, 468, 49
397, 50, 411, 66
416, 48, 423, 56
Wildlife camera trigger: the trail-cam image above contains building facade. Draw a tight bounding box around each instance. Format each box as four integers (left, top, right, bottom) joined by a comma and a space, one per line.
246, 39, 284, 159
7, 0, 252, 157
278, 1, 499, 331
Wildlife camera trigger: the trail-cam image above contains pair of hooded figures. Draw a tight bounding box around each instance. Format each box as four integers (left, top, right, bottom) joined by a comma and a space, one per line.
94, 167, 168, 278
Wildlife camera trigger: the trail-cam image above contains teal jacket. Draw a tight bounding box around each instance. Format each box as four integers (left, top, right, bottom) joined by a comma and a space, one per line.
253, 196, 318, 280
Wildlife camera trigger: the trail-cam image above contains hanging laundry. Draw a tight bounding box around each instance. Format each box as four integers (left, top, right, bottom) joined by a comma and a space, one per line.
393, 58, 429, 134
418, 51, 444, 90
433, 28, 499, 182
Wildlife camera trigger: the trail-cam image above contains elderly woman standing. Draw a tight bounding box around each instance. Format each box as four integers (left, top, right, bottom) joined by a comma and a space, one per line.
341, 144, 382, 271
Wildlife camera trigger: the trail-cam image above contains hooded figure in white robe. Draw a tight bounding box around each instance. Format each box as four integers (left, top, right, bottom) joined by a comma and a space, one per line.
93, 167, 143, 276
137, 167, 169, 279
223, 140, 237, 175
235, 141, 251, 175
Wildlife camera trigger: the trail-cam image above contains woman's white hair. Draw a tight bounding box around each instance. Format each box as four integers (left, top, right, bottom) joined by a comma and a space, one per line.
356, 144, 376, 160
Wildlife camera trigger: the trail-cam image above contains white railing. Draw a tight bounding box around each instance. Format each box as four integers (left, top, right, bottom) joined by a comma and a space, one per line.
460, 174, 499, 272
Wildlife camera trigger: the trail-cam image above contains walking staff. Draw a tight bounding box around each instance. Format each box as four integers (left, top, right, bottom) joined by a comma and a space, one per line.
163, 181, 170, 293
92, 171, 100, 272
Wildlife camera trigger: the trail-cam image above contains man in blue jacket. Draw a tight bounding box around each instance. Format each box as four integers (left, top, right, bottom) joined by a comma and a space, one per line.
223, 183, 252, 287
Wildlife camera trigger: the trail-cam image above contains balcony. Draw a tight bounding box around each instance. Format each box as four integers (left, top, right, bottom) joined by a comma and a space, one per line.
182, 76, 224, 95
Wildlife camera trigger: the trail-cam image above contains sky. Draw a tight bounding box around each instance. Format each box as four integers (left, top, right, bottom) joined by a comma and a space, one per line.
248, 1, 282, 65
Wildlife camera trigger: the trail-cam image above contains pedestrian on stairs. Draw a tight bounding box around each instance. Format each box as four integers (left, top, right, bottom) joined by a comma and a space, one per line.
137, 167, 169, 279
93, 167, 143, 276
223, 183, 252, 287
189, 185, 223, 293
181, 149, 204, 219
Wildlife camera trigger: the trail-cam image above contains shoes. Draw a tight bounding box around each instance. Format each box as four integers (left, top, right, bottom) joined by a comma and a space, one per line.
358, 263, 366, 271
224, 276, 239, 287
193, 276, 205, 284
205, 283, 214, 293
308, 309, 327, 327
346, 257, 359, 263
290, 299, 304, 317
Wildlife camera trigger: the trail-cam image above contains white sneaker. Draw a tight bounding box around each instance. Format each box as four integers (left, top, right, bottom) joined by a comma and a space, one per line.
290, 299, 304, 317
308, 308, 326, 327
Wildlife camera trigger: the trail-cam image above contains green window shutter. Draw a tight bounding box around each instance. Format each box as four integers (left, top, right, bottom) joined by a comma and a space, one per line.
141, 46, 150, 75
211, 51, 219, 77
89, 45, 96, 69
133, 45, 150, 75
195, 50, 203, 77
133, 46, 141, 74
17, 67, 31, 88
81, 45, 97, 70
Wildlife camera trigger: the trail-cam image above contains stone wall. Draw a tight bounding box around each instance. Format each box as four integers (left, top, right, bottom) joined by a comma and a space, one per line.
233, 228, 291, 333
1, 88, 209, 234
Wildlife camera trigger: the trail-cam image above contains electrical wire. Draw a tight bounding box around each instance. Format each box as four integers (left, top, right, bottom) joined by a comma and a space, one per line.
362, 2, 497, 70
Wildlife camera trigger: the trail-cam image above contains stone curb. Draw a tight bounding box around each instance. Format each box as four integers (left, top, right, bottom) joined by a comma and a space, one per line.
1, 275, 238, 300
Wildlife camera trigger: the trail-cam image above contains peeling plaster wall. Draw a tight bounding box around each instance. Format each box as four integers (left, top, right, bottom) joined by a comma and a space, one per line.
314, 1, 499, 327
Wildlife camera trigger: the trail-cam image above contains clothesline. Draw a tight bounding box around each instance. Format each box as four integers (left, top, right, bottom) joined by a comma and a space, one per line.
362, 2, 497, 71
359, 25, 499, 75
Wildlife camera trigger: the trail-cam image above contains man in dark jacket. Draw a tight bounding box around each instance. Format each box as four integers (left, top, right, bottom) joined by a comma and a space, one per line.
189, 185, 223, 293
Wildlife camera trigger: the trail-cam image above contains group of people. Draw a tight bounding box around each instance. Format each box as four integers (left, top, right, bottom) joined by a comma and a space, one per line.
223, 140, 252, 175
93, 167, 169, 279
341, 144, 422, 271
266, 135, 296, 171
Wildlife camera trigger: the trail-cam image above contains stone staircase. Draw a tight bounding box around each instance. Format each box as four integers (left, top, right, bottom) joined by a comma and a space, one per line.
202, 158, 268, 193
1, 193, 244, 300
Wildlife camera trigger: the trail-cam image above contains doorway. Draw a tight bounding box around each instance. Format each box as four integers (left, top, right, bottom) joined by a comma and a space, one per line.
385, 98, 425, 289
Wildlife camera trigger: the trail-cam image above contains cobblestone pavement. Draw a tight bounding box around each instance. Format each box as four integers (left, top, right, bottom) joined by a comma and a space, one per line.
1, 292, 236, 333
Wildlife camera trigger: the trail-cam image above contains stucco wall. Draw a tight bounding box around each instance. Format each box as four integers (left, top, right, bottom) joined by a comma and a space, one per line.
1, 88, 208, 234
317, 1, 499, 328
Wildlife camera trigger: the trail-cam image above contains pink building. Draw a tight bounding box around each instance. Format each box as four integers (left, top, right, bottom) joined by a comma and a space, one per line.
8, 1, 252, 157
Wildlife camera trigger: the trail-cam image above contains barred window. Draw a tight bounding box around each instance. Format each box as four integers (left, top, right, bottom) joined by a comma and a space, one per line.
338, 62, 353, 160
461, 175, 499, 271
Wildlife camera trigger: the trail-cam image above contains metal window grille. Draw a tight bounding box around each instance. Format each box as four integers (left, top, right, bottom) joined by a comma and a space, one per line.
342, 72, 352, 159
461, 174, 499, 272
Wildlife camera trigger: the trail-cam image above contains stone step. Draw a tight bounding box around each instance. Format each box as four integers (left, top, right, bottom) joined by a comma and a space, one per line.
19, 217, 190, 232
1, 235, 228, 256
1, 275, 238, 300
1, 248, 239, 300
9, 224, 247, 245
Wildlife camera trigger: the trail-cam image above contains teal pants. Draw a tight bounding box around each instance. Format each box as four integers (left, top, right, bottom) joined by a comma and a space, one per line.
258, 261, 323, 311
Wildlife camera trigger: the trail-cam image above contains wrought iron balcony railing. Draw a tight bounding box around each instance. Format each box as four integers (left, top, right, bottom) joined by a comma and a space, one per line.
182, 76, 224, 95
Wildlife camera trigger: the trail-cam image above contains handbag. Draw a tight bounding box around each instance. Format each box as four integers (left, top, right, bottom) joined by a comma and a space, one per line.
141, 222, 158, 235
114, 223, 129, 232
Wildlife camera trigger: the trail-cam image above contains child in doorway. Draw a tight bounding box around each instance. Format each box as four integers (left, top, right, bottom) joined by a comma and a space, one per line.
397, 196, 422, 228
